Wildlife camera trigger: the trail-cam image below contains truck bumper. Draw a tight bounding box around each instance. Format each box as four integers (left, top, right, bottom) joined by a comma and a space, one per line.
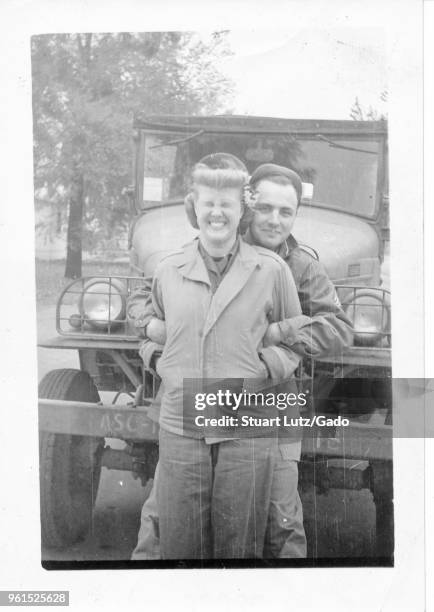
39, 399, 392, 459
39, 399, 159, 441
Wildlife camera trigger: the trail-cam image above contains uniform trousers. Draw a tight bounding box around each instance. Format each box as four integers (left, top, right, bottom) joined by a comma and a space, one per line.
156, 429, 278, 559
132, 435, 306, 559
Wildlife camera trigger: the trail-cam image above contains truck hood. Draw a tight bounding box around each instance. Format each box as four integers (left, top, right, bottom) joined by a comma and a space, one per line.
293, 206, 379, 282
131, 204, 379, 283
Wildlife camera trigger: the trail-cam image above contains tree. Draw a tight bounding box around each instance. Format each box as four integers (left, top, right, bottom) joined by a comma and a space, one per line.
350, 91, 388, 121
32, 32, 234, 278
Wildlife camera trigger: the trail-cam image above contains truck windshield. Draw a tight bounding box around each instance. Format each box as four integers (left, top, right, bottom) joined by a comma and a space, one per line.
141, 131, 381, 218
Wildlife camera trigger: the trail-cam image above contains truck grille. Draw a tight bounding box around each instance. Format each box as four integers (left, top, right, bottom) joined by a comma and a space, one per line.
56, 276, 147, 340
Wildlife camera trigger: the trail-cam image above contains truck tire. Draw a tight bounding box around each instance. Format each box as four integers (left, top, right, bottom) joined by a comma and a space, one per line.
39, 369, 104, 548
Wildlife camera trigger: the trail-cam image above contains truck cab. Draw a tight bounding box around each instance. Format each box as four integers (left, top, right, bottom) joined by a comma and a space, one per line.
131, 115, 388, 283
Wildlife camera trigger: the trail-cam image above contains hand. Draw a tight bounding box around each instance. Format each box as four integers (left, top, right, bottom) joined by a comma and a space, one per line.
146, 318, 167, 344
263, 322, 281, 347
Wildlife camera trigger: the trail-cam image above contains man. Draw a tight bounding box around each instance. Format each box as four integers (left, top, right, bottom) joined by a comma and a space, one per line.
132, 154, 303, 559
129, 162, 353, 559
246, 163, 353, 557
248, 163, 352, 358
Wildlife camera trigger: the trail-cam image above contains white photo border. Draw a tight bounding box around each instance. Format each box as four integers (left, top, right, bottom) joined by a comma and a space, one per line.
0, 0, 428, 610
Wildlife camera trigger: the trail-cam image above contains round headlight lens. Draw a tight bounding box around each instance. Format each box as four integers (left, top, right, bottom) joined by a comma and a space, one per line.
344, 290, 390, 346
80, 278, 126, 330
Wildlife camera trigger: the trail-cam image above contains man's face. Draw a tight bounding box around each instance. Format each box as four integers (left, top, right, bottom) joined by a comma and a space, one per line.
249, 180, 298, 250
194, 184, 242, 248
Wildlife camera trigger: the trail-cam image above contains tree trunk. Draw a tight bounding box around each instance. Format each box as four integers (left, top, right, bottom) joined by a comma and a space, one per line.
64, 34, 92, 280
64, 168, 84, 279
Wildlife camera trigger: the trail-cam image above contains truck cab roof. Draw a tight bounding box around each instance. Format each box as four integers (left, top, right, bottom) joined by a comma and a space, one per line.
133, 114, 388, 136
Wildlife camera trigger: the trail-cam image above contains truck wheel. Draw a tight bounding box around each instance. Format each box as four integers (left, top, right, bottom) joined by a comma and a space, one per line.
39, 369, 104, 548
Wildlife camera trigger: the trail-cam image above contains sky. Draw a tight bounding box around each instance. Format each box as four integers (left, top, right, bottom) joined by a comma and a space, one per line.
213, 28, 387, 119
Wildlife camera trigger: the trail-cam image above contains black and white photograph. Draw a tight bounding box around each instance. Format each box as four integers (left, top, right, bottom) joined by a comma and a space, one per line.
33, 26, 394, 567
0, 0, 429, 609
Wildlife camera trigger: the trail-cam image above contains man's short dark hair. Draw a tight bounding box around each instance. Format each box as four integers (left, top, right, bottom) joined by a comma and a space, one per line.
250, 163, 302, 206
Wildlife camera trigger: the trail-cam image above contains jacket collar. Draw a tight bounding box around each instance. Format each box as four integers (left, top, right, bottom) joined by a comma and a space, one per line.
280, 234, 299, 259
203, 239, 261, 336
176, 237, 261, 337
176, 239, 210, 285
176, 236, 260, 284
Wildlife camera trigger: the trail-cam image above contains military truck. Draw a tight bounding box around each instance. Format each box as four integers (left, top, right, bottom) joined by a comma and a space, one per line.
38, 115, 392, 558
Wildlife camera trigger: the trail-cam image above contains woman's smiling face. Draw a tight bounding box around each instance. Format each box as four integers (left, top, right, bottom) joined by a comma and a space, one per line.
194, 184, 243, 249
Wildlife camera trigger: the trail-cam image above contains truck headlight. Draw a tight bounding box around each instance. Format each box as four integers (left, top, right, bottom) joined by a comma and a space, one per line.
79, 278, 126, 330
344, 289, 390, 346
